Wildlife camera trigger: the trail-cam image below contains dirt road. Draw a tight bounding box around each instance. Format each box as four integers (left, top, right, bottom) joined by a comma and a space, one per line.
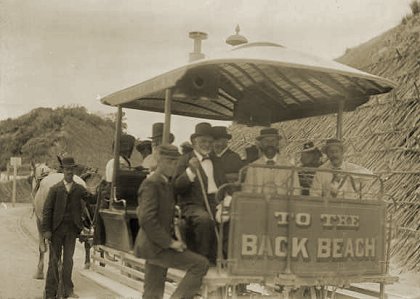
0, 203, 117, 299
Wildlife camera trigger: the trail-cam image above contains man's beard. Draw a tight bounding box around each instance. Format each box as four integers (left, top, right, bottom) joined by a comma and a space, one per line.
263, 146, 277, 158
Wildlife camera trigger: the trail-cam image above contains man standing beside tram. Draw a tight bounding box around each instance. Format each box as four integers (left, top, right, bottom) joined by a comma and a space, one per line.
174, 122, 226, 265
311, 138, 373, 198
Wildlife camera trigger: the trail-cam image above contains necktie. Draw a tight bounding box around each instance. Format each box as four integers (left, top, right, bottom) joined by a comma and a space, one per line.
202, 155, 210, 161
266, 160, 275, 166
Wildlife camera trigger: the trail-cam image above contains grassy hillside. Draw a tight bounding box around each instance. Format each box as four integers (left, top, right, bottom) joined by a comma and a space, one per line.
230, 14, 419, 271
0, 106, 115, 174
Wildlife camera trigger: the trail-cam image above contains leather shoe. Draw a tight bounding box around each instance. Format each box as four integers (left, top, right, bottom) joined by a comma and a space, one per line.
64, 292, 79, 298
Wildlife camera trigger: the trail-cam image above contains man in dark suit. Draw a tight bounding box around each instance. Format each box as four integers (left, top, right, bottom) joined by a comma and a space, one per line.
134, 145, 208, 299
211, 126, 244, 183
42, 157, 94, 299
174, 123, 226, 264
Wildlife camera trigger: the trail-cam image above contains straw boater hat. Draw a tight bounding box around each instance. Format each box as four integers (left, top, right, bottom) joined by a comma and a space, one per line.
156, 144, 180, 160
256, 128, 282, 141
149, 123, 175, 144
190, 122, 214, 140
322, 138, 344, 153
212, 126, 232, 140
61, 156, 77, 168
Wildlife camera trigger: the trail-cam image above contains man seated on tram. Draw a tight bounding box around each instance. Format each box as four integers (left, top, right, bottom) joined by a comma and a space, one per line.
243, 128, 300, 196
135, 140, 152, 162
134, 145, 209, 299
210, 126, 244, 183
143, 122, 175, 171
104, 134, 136, 183
174, 122, 226, 265
311, 138, 373, 199
297, 141, 323, 195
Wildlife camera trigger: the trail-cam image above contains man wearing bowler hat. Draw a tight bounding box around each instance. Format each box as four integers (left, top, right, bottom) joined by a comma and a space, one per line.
311, 138, 372, 198
42, 157, 94, 299
174, 122, 226, 264
243, 128, 299, 196
143, 122, 175, 171
297, 141, 323, 195
134, 145, 209, 299
211, 126, 244, 183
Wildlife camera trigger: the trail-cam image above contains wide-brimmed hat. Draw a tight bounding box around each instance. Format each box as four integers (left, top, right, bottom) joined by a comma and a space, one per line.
190, 122, 214, 140
322, 138, 344, 153
61, 156, 77, 168
156, 144, 180, 160
256, 128, 282, 141
149, 123, 175, 143
300, 141, 321, 155
212, 126, 232, 140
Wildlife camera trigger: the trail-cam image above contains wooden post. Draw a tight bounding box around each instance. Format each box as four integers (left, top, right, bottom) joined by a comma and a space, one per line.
12, 164, 17, 207
111, 106, 123, 206
163, 89, 172, 145
336, 100, 344, 140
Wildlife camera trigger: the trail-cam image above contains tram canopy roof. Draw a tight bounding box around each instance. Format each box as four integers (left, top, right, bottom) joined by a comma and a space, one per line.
101, 42, 396, 125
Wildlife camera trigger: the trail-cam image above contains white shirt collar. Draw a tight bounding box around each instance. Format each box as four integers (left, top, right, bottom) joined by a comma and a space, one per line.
215, 147, 229, 158
194, 150, 210, 161
263, 154, 278, 163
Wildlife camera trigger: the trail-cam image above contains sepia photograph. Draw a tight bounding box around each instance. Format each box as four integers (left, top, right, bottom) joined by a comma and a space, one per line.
0, 0, 419, 298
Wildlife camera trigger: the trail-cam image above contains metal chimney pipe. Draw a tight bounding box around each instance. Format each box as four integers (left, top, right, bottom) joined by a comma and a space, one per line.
189, 31, 208, 62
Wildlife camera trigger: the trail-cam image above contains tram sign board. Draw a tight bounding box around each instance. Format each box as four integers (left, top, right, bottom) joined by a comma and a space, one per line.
228, 192, 386, 276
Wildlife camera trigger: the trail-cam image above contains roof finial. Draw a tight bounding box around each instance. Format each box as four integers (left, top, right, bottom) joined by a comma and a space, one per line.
226, 25, 248, 46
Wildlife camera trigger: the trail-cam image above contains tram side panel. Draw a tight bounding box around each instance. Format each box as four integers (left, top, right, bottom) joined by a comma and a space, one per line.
228, 192, 386, 278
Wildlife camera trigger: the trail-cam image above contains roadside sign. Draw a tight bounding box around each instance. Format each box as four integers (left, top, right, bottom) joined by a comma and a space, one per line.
10, 157, 22, 167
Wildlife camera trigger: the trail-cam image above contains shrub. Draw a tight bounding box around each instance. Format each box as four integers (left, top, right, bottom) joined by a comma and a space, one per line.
410, 0, 420, 15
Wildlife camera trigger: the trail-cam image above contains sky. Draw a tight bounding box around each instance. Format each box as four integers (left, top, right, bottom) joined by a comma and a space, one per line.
0, 0, 414, 145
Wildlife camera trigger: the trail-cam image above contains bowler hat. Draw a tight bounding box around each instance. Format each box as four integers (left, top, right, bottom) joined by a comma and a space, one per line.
190, 122, 214, 140
212, 126, 232, 140
322, 138, 344, 153
61, 156, 77, 168
149, 123, 175, 143
156, 145, 180, 160
256, 128, 281, 141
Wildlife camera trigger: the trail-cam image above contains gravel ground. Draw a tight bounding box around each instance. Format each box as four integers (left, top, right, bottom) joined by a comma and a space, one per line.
0, 203, 117, 299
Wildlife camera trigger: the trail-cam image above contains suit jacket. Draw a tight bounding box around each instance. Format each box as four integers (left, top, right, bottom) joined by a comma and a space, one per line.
42, 181, 92, 234
174, 151, 226, 208
133, 173, 175, 259
243, 155, 300, 196
311, 161, 373, 199
211, 148, 244, 177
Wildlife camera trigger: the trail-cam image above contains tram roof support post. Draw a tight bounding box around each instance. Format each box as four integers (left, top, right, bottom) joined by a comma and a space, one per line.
336, 100, 345, 140
111, 106, 123, 205
163, 88, 173, 145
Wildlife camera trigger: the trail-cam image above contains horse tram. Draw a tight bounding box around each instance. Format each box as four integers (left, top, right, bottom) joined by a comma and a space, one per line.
90, 30, 398, 298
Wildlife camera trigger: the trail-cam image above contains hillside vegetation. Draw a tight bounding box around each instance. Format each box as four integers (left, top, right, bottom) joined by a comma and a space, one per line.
0, 106, 115, 174
230, 14, 419, 271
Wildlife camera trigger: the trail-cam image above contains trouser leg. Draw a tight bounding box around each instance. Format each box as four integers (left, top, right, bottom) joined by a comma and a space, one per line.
143, 262, 168, 299
45, 231, 64, 298
185, 207, 216, 263
62, 227, 77, 296
147, 249, 209, 299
